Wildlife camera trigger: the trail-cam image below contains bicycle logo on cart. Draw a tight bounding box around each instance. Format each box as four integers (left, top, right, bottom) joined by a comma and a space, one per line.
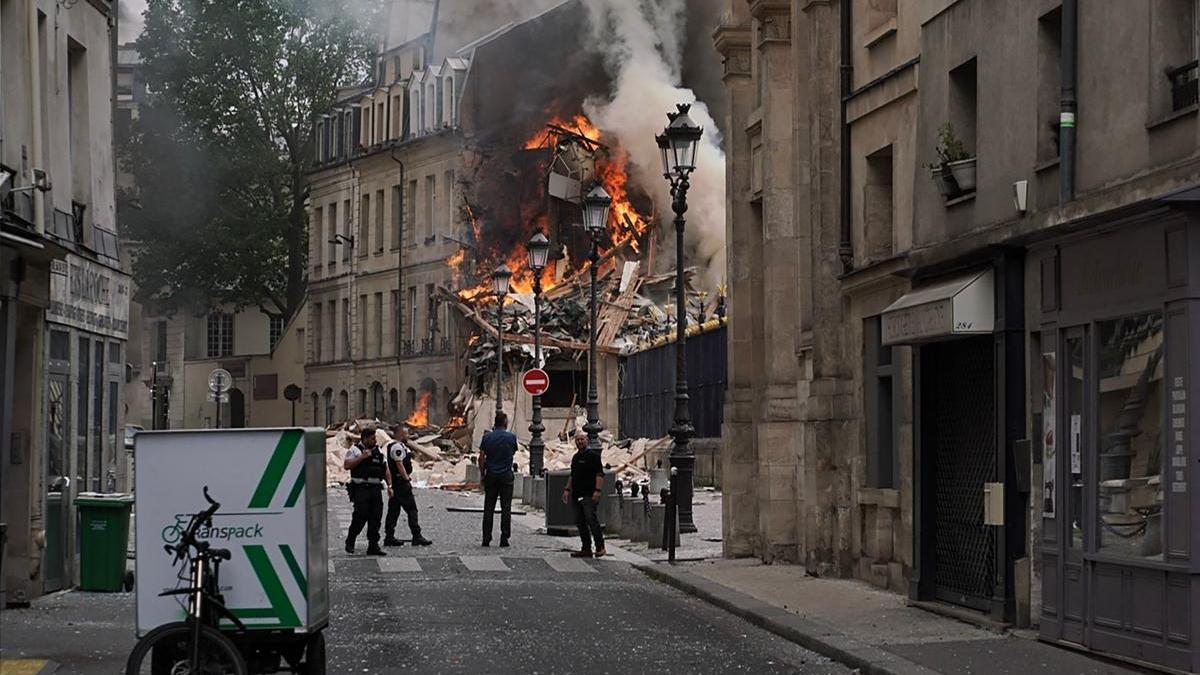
160, 514, 190, 544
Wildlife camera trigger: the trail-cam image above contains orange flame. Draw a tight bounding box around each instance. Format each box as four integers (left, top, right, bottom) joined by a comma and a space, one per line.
453, 113, 651, 303
405, 391, 431, 427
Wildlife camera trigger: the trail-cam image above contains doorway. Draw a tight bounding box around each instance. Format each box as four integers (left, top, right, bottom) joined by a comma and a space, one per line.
229, 388, 246, 428
43, 369, 70, 593
922, 336, 996, 610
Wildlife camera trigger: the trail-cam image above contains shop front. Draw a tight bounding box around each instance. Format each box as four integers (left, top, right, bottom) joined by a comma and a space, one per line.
1034, 197, 1200, 673
44, 253, 130, 591
883, 252, 1028, 623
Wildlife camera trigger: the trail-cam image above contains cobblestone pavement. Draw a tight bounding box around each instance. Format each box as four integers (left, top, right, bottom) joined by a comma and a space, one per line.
1, 487, 846, 674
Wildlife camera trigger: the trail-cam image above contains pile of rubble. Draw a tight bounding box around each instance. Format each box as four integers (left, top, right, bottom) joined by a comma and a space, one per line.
323, 410, 671, 489
441, 261, 724, 368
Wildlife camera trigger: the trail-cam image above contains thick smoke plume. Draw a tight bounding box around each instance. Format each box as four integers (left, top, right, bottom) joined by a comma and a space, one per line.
583, 0, 726, 289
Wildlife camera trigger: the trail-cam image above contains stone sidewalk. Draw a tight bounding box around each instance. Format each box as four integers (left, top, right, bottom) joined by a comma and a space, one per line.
636, 559, 1152, 675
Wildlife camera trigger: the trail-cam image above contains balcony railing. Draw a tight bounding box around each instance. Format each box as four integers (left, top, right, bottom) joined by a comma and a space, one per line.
1168, 60, 1199, 112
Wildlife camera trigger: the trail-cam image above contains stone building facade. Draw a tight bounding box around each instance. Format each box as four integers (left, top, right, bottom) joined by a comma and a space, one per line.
305, 21, 466, 428
716, 0, 1200, 670
2, 0, 126, 604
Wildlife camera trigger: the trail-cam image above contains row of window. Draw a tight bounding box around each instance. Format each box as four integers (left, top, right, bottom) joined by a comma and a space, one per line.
308, 383, 451, 426
204, 312, 285, 359
313, 59, 467, 165
310, 170, 456, 275
309, 287, 452, 365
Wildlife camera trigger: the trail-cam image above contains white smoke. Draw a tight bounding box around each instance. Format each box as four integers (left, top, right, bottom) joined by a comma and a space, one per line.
582, 0, 726, 290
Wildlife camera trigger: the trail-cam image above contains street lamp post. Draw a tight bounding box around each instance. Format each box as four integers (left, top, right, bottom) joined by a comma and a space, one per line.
656, 103, 703, 534
581, 185, 612, 454
526, 231, 550, 476
492, 264, 512, 422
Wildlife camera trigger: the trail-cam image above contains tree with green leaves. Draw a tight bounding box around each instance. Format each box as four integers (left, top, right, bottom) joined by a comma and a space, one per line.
123, 0, 380, 322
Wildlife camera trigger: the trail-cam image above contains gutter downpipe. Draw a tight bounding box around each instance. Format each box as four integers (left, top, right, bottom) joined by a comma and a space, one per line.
838, 0, 854, 272
1059, 0, 1077, 206
29, 0, 45, 235
389, 146, 405, 369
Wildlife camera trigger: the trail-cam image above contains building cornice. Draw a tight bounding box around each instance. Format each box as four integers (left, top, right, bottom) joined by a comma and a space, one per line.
749, 0, 791, 43
713, 21, 752, 80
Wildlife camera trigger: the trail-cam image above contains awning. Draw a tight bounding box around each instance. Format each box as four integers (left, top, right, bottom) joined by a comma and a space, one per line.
881, 269, 994, 346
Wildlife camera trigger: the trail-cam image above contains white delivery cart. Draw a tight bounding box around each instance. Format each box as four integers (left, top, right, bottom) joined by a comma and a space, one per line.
134, 428, 329, 672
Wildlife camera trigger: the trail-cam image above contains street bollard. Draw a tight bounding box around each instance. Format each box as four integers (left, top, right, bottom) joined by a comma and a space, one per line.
668, 467, 678, 563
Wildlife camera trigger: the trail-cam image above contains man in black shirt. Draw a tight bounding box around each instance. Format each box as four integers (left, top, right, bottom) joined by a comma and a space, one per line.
562, 430, 605, 558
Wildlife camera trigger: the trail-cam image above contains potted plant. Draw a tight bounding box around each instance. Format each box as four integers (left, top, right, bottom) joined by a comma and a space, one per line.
936, 122, 976, 193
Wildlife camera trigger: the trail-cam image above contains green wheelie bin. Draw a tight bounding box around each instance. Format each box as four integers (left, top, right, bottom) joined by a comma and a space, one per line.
76, 493, 134, 591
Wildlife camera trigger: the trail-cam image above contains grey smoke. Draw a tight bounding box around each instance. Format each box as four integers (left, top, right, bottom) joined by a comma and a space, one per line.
582, 0, 726, 290
118, 0, 148, 43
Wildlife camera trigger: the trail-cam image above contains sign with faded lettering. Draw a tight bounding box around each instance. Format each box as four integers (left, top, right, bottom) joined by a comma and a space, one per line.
881, 269, 994, 346
48, 254, 130, 340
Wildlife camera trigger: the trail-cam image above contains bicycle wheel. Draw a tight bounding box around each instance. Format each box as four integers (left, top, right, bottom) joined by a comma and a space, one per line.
126, 622, 247, 675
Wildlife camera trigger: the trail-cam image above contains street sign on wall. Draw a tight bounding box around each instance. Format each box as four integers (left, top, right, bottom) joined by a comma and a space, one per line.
522, 368, 550, 396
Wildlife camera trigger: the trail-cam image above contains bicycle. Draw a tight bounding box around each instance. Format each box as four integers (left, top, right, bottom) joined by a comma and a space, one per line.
126, 486, 248, 675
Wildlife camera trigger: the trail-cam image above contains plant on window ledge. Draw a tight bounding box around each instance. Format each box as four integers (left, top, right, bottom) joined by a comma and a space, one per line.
928, 122, 977, 198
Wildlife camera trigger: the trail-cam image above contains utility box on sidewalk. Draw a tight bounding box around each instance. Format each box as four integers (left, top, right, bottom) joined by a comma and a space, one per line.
133, 428, 328, 636
76, 493, 134, 592
544, 469, 615, 535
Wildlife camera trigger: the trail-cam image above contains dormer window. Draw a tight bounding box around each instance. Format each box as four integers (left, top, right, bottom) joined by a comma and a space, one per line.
444, 75, 456, 126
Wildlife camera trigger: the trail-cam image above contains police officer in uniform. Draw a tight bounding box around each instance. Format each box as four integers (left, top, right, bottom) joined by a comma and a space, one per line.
384, 424, 432, 547
343, 425, 392, 556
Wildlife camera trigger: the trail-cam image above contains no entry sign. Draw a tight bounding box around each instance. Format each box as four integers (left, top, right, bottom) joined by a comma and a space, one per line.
522, 368, 550, 396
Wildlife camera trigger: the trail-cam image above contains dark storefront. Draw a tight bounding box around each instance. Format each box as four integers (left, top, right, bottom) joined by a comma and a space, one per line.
1034, 196, 1200, 672
883, 254, 1028, 623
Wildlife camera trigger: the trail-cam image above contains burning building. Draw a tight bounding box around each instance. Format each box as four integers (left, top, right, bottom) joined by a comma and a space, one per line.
304, 0, 728, 454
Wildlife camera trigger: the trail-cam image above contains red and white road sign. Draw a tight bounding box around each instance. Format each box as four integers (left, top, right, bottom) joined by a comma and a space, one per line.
522, 368, 550, 396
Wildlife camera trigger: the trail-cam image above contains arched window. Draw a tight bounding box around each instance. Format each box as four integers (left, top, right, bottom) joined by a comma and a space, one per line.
323, 388, 334, 427
357, 388, 367, 417
371, 382, 384, 419
426, 83, 436, 131
311, 393, 319, 426
436, 77, 445, 126
405, 387, 417, 415
389, 388, 399, 421
337, 390, 348, 421
411, 88, 422, 134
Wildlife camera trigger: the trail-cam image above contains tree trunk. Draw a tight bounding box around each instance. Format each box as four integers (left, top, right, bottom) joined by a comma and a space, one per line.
284, 173, 307, 323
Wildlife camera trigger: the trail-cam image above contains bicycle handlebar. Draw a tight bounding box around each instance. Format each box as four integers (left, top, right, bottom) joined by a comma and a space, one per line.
171, 486, 223, 564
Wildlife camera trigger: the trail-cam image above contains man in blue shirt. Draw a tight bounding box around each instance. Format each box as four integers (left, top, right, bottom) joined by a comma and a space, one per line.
478, 412, 517, 547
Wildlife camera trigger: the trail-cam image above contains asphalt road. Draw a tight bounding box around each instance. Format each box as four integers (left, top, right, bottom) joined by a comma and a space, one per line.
1, 488, 848, 674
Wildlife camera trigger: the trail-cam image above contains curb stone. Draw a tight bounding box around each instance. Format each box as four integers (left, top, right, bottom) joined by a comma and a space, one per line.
634, 562, 938, 675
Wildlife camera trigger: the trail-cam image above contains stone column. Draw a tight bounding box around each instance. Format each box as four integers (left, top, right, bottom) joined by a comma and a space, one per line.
714, 12, 759, 557
797, 0, 856, 577
749, 0, 803, 564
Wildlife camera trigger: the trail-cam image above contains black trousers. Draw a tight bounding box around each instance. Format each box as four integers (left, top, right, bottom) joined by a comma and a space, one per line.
572, 494, 605, 551
347, 485, 383, 547
385, 480, 421, 539
482, 472, 514, 543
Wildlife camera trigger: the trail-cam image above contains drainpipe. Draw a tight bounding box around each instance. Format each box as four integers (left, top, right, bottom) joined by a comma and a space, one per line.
838, 0, 854, 272
28, 0, 45, 234
389, 147, 405, 371
1058, 0, 1077, 206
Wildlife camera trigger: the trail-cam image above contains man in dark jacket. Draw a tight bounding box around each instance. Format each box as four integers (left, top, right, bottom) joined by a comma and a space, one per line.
478, 412, 517, 547
384, 424, 432, 547
343, 425, 392, 556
